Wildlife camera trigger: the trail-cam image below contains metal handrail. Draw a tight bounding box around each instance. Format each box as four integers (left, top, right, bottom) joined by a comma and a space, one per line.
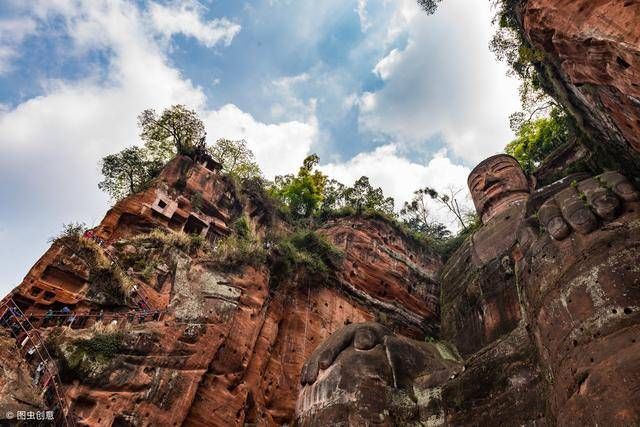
0, 299, 76, 427
0, 233, 169, 425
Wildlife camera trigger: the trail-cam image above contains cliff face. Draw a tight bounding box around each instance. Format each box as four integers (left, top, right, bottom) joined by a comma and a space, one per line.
518, 0, 640, 175
0, 156, 442, 426
2, 2, 640, 425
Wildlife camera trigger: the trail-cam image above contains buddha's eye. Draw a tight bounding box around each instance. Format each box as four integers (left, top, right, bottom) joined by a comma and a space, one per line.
493, 162, 512, 173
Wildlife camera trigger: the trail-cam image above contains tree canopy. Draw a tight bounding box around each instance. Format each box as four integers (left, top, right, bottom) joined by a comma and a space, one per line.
99, 104, 208, 201
208, 138, 262, 179
98, 146, 163, 201
271, 154, 328, 218
400, 187, 450, 240
138, 105, 206, 160
505, 107, 570, 174
417, 0, 442, 14
490, 1, 574, 173
342, 176, 395, 216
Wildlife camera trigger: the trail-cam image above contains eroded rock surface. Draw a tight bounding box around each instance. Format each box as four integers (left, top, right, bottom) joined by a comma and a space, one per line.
296, 156, 640, 425
519, 0, 640, 175
0, 155, 443, 426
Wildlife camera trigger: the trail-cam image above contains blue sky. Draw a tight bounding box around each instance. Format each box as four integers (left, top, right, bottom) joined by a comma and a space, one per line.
0, 0, 519, 294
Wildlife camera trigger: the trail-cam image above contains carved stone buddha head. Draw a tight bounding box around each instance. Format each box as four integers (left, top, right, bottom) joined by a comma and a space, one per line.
468, 154, 532, 224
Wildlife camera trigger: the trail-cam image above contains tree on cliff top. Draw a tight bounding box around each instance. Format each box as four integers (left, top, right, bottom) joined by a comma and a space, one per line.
99, 105, 207, 201
342, 176, 395, 217
138, 105, 207, 160
490, 0, 573, 173
271, 154, 327, 219
98, 146, 164, 201
208, 138, 262, 179
400, 187, 450, 240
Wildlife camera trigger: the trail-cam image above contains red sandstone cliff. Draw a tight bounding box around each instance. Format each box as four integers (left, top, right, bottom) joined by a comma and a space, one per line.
516, 0, 640, 175
0, 156, 441, 426
2, 1, 640, 425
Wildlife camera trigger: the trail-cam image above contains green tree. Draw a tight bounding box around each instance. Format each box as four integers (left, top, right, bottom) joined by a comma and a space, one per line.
505, 107, 570, 174
417, 0, 442, 14
138, 104, 206, 160
400, 187, 451, 239
208, 138, 262, 179
343, 176, 395, 216
271, 154, 327, 218
319, 179, 346, 213
98, 146, 163, 201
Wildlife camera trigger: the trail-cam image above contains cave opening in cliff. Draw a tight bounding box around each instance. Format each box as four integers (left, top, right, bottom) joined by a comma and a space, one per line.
41, 266, 86, 293
184, 214, 208, 236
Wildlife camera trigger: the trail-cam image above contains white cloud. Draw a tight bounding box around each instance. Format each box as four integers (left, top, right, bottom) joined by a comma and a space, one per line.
0, 0, 315, 292
149, 0, 241, 48
321, 144, 472, 230
0, 18, 37, 74
204, 104, 317, 178
358, 91, 377, 112
268, 72, 317, 121
360, 0, 520, 164
373, 47, 401, 80
356, 0, 371, 32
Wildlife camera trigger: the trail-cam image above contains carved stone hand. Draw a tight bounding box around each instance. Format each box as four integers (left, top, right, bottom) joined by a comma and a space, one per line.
538, 172, 639, 240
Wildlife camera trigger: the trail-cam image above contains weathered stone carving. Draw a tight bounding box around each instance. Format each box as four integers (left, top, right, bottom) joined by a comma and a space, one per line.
297, 156, 640, 425
468, 154, 532, 225
297, 323, 462, 426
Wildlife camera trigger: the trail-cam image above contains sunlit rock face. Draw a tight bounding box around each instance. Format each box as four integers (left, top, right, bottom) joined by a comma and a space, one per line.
297, 152, 640, 425
518, 181, 640, 425
318, 216, 442, 338
520, 0, 640, 175
0, 156, 443, 426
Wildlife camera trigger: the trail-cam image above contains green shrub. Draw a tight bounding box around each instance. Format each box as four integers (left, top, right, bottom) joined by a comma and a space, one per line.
54, 332, 124, 381
190, 192, 203, 210
209, 235, 267, 271
232, 216, 251, 240
50, 222, 87, 244
124, 229, 208, 253
268, 231, 344, 291
51, 223, 130, 304
89, 266, 131, 304
75, 332, 123, 358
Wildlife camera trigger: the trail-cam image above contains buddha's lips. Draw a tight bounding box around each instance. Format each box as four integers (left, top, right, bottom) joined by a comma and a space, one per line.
479, 189, 530, 217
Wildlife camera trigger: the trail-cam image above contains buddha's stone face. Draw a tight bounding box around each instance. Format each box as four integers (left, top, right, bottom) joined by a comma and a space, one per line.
468, 155, 531, 224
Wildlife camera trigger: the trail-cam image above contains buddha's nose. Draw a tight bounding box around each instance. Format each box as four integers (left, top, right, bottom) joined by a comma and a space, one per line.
482, 174, 500, 190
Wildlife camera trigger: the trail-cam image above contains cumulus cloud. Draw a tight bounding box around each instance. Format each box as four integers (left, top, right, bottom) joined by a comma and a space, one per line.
321, 144, 472, 230
359, 0, 520, 164
204, 104, 317, 178
149, 0, 241, 48
0, 0, 315, 291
